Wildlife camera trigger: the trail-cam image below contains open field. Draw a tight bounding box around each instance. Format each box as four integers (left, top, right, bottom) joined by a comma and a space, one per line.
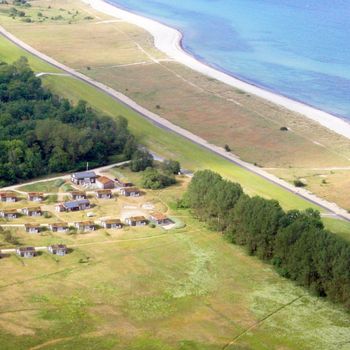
0, 168, 350, 350
1, 8, 350, 348
268, 167, 350, 211
17, 179, 73, 194
1, 0, 350, 210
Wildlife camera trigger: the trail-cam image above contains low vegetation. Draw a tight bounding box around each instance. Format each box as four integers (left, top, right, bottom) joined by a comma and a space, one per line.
0, 58, 137, 186
184, 170, 350, 309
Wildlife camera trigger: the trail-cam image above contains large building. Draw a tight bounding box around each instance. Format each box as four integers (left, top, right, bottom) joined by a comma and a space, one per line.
55, 199, 90, 212
71, 171, 97, 185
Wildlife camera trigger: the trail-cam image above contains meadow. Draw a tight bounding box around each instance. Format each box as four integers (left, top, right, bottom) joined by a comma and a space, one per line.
1, 168, 350, 350
0, 4, 350, 348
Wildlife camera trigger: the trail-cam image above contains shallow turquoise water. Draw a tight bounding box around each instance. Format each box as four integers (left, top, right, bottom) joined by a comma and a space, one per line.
109, 0, 350, 119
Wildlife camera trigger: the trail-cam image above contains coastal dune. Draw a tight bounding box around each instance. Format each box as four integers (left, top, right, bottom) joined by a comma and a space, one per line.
85, 0, 350, 140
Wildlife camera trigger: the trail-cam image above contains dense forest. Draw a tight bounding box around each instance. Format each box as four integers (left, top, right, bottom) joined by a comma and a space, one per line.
183, 170, 350, 309
0, 58, 137, 186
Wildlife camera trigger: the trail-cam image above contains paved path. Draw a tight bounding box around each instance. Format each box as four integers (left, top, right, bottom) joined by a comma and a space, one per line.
1, 26, 350, 222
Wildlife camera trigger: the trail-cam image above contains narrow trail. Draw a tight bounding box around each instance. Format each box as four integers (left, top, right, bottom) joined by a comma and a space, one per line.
222, 295, 304, 349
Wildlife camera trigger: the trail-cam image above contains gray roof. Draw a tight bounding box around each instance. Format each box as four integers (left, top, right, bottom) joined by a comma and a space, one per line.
72, 171, 97, 179
63, 199, 90, 209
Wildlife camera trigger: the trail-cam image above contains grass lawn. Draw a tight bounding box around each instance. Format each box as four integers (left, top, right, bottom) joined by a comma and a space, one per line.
0, 170, 349, 350
17, 179, 69, 193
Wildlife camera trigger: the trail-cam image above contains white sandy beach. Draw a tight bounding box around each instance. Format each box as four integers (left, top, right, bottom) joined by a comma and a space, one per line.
84, 0, 350, 140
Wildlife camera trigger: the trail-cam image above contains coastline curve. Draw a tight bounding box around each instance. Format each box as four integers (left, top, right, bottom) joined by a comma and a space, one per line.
85, 0, 350, 140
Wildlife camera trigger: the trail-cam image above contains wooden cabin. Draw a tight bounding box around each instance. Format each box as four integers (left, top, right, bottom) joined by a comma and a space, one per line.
149, 212, 169, 225
125, 216, 148, 227
0, 209, 19, 220
48, 244, 67, 256
49, 223, 69, 233
27, 192, 44, 202
0, 192, 17, 203
69, 191, 87, 200
95, 189, 113, 199
22, 207, 42, 217
120, 187, 140, 197
25, 224, 41, 234
16, 247, 36, 258
74, 221, 96, 232
100, 219, 123, 229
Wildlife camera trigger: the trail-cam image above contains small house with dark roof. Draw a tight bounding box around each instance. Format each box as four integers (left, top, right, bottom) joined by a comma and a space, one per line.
16, 247, 36, 258
22, 207, 42, 217
115, 178, 133, 188
74, 221, 96, 232
71, 171, 97, 185
48, 244, 67, 256
96, 176, 115, 189
120, 187, 140, 197
149, 212, 169, 225
27, 192, 44, 202
0, 209, 19, 220
69, 191, 87, 200
49, 222, 69, 233
100, 218, 123, 229
125, 216, 148, 226
95, 189, 113, 199
25, 224, 41, 234
55, 199, 90, 212
0, 192, 17, 203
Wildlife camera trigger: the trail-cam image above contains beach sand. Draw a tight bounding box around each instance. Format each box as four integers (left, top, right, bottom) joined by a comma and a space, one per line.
85, 0, 350, 140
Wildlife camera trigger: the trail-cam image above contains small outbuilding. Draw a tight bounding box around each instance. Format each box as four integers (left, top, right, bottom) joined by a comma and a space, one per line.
149, 212, 169, 225
25, 224, 41, 234
100, 218, 123, 229
115, 178, 133, 188
69, 191, 87, 200
0, 209, 19, 220
125, 216, 148, 227
74, 221, 96, 232
27, 192, 44, 202
120, 187, 140, 197
0, 192, 17, 203
95, 189, 113, 199
22, 207, 42, 217
16, 247, 36, 258
71, 171, 97, 185
49, 223, 69, 233
48, 244, 67, 256
96, 176, 115, 189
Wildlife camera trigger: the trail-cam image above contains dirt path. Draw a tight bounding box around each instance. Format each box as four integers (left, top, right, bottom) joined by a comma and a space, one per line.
1, 27, 350, 222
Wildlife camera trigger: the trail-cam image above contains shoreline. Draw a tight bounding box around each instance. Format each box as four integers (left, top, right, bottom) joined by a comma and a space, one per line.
85, 0, 350, 140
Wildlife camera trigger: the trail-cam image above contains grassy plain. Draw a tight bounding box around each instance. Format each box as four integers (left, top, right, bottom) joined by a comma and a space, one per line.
0, 169, 350, 350
0, 7, 350, 349
1, 0, 349, 209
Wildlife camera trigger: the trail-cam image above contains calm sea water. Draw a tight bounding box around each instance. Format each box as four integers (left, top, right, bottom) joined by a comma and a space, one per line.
109, 0, 350, 119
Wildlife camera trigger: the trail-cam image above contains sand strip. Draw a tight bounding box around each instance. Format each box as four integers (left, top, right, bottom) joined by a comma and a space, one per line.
84, 0, 350, 140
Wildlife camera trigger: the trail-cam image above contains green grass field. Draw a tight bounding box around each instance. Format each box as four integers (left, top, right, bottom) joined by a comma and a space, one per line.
1, 34, 350, 349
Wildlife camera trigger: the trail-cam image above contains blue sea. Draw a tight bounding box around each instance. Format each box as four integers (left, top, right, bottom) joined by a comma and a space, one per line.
109, 0, 350, 119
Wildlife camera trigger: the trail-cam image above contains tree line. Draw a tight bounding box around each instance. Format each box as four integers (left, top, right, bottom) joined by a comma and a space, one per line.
182, 170, 350, 309
0, 58, 138, 186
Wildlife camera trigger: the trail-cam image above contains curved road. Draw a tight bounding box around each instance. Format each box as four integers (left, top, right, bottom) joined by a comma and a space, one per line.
1, 26, 350, 222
